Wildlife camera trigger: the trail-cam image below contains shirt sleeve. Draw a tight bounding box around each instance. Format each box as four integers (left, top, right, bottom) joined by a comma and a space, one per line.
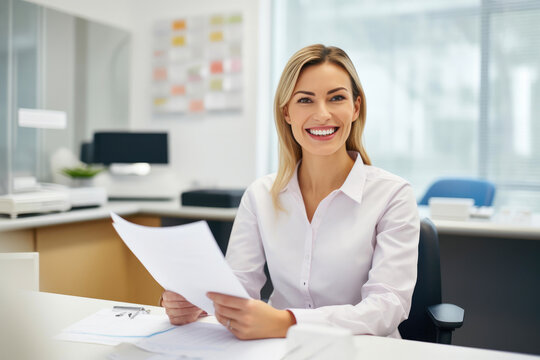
225, 186, 267, 300
288, 183, 420, 337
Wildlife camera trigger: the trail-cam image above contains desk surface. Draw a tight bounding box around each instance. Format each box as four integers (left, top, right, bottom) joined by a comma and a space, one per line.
0, 199, 237, 233
0, 200, 539, 240
7, 291, 538, 360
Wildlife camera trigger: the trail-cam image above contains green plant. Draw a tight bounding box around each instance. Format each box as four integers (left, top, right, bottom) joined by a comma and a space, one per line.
61, 166, 104, 178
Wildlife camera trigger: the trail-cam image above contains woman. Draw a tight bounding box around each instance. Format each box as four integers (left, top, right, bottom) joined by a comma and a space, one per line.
162, 44, 419, 340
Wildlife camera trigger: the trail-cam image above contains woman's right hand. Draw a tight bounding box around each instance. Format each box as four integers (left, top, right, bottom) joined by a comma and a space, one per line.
161, 290, 207, 325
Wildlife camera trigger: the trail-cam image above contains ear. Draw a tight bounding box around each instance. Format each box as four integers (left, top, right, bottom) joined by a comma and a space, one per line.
283, 105, 291, 124
352, 95, 361, 122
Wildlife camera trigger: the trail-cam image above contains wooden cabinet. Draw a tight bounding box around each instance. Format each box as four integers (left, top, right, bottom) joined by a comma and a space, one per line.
0, 229, 35, 252
35, 216, 164, 306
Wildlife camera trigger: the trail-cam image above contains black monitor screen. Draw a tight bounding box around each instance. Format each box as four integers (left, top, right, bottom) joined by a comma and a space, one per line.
93, 132, 168, 165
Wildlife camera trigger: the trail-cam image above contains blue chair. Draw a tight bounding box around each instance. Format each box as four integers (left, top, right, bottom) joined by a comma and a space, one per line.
419, 178, 496, 207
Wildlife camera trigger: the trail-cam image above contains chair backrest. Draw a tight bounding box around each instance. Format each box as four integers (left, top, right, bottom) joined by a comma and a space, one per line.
0, 252, 39, 291
419, 177, 496, 207
399, 218, 441, 342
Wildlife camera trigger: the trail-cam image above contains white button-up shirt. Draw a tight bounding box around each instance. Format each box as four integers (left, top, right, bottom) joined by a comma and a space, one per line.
225, 152, 419, 338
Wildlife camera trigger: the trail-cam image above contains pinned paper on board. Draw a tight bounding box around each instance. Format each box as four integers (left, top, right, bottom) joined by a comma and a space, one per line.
152, 13, 243, 116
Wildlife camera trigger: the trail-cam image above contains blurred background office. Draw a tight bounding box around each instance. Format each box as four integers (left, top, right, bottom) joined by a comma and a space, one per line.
1, 0, 539, 210
1, 0, 540, 355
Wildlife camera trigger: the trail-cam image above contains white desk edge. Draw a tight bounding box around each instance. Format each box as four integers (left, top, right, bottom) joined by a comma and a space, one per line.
0, 201, 539, 240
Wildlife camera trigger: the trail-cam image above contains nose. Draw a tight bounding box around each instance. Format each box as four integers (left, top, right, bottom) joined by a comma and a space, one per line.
313, 102, 331, 121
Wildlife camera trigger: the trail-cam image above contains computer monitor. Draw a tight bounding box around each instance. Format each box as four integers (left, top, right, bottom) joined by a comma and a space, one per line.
93, 132, 168, 165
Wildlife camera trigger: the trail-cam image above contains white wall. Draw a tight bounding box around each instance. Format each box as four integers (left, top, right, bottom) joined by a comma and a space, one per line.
129, 0, 266, 190
24, 0, 132, 30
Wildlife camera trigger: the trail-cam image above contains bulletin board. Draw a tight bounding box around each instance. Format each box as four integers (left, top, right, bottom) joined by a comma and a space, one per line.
151, 13, 243, 116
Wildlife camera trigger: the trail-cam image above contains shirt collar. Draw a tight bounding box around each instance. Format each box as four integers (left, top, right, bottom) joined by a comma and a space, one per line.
281, 151, 367, 205
339, 151, 367, 204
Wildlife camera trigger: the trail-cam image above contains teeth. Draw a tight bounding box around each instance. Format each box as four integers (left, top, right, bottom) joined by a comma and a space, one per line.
309, 128, 336, 136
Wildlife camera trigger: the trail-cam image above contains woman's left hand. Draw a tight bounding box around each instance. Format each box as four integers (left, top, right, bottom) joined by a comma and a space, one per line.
207, 292, 296, 340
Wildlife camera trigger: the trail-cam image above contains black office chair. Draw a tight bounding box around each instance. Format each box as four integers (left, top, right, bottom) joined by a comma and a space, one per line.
398, 218, 464, 344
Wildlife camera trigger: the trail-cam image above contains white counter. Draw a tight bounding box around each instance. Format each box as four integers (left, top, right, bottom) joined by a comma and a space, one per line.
0, 201, 539, 240
0, 199, 237, 233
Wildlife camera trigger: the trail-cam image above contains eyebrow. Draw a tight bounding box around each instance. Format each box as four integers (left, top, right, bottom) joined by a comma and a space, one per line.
292, 87, 349, 97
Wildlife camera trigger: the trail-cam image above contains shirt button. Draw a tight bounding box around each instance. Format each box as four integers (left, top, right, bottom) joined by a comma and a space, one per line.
303, 282, 306, 286
308, 304, 312, 308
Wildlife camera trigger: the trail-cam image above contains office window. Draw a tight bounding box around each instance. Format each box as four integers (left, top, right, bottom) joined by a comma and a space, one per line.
271, 0, 540, 210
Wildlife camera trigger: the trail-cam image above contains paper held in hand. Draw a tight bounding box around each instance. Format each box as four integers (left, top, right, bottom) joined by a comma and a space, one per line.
110, 212, 250, 314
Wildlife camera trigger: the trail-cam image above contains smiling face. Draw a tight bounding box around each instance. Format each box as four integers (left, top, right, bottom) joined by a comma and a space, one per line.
284, 62, 361, 158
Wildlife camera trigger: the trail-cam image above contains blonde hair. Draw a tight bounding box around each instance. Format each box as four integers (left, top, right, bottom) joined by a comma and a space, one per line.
271, 44, 371, 209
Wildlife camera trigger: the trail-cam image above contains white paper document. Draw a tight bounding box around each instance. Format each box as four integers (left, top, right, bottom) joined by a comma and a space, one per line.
110, 212, 249, 314
55, 308, 175, 346
135, 319, 286, 360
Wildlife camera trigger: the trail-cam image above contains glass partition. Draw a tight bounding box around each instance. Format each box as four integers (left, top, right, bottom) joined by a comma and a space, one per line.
0, 0, 130, 195
12, 0, 40, 183
0, 0, 40, 195
0, 0, 9, 194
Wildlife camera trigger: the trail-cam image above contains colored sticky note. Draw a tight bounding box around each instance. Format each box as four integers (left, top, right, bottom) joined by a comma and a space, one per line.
210, 61, 223, 74
226, 58, 242, 73
172, 20, 186, 30
189, 99, 204, 112
154, 98, 167, 106
210, 78, 223, 91
171, 85, 186, 95
210, 16, 224, 25
172, 36, 186, 47
209, 31, 224, 42
153, 67, 167, 81
228, 14, 242, 24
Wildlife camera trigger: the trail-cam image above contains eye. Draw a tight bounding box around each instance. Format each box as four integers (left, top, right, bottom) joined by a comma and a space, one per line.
297, 97, 312, 104
330, 95, 346, 101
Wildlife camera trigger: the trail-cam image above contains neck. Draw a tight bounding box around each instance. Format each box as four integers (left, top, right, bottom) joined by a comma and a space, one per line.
298, 148, 355, 195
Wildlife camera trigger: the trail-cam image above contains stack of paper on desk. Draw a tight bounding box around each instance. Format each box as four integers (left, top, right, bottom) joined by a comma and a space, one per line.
132, 319, 286, 360
55, 308, 174, 346
110, 212, 249, 314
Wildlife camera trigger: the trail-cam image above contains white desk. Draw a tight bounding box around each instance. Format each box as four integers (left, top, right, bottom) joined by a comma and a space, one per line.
0, 199, 237, 233
7, 291, 538, 360
1, 201, 539, 239
417, 206, 540, 240
1, 202, 539, 355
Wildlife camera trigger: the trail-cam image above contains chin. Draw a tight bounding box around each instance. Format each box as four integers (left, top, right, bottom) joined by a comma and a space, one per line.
302, 145, 345, 158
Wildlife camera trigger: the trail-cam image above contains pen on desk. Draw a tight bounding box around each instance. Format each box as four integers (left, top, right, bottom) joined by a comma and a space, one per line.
129, 308, 142, 320
113, 306, 145, 311
112, 305, 149, 319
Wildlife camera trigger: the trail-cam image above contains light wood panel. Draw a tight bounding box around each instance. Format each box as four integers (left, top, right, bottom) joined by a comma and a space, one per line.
125, 216, 165, 305
35, 216, 163, 305
0, 229, 35, 252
